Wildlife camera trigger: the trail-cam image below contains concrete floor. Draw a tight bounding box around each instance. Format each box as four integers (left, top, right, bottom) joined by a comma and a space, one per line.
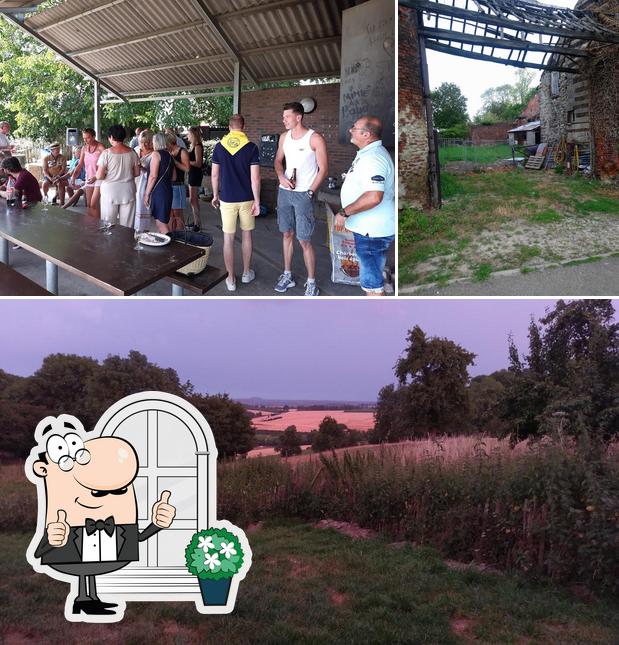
6, 199, 394, 297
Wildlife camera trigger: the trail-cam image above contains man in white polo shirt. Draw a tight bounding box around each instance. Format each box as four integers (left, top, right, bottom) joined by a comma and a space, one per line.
335, 115, 395, 296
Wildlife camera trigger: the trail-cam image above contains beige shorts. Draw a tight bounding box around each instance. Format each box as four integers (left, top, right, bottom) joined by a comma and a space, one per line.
220, 200, 255, 234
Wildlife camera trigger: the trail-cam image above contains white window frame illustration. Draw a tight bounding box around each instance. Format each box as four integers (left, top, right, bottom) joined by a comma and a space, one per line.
92, 391, 217, 602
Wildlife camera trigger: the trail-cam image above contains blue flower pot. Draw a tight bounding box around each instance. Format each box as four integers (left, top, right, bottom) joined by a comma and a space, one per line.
198, 577, 232, 605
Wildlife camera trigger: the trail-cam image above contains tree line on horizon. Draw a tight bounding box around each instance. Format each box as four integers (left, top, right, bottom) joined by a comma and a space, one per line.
1, 300, 616, 463
0, 350, 254, 461
372, 300, 618, 448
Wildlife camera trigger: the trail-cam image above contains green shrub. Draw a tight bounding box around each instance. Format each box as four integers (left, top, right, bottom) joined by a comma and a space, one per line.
219, 441, 619, 593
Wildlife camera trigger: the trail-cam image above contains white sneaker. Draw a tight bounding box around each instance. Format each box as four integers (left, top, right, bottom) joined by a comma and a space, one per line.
304, 281, 320, 296
241, 269, 255, 284
225, 277, 236, 292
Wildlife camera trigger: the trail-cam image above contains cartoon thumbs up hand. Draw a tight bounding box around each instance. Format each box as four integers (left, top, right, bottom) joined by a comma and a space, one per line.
47, 509, 70, 547
152, 490, 176, 529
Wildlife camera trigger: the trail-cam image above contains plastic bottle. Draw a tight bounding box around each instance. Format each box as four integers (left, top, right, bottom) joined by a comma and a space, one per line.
21, 191, 28, 209
6, 185, 15, 207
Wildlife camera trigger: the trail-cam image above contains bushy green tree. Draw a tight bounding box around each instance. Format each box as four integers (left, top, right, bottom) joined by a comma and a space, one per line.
501, 300, 619, 444
312, 416, 348, 452
189, 393, 255, 459
474, 70, 537, 124
373, 326, 476, 442
276, 425, 302, 457
431, 82, 468, 130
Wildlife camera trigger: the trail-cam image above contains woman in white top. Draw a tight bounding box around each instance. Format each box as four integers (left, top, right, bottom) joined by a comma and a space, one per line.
96, 124, 140, 227
135, 129, 154, 232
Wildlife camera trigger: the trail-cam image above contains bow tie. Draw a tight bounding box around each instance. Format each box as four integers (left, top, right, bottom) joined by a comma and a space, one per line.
85, 516, 115, 537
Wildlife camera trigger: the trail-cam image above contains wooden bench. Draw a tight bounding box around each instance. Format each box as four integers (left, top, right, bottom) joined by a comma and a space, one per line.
0, 262, 53, 296
165, 265, 228, 296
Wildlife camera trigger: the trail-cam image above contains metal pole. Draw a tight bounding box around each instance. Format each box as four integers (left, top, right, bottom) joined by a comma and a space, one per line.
94, 79, 101, 139
0, 238, 8, 265
46, 261, 58, 294
233, 61, 241, 114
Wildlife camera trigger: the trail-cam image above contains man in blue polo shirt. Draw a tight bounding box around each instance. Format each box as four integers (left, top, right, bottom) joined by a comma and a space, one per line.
211, 114, 261, 292
335, 115, 395, 296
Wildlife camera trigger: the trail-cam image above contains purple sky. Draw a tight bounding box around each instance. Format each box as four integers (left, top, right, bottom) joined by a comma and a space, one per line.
3, 299, 614, 401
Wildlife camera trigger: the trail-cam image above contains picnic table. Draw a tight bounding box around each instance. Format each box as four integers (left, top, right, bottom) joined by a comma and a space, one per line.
0, 202, 204, 295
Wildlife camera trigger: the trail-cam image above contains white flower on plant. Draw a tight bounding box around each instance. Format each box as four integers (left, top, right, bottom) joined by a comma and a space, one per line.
198, 536, 215, 552
219, 541, 237, 559
204, 553, 221, 571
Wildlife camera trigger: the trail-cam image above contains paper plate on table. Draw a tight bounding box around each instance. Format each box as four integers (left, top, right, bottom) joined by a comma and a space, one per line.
139, 232, 171, 246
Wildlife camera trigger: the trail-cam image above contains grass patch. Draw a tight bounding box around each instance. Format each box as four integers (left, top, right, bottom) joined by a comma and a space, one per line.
472, 263, 492, 281
529, 208, 562, 223
399, 168, 619, 286
439, 143, 512, 165
517, 244, 542, 264
563, 256, 604, 267
2, 523, 618, 644
573, 197, 619, 215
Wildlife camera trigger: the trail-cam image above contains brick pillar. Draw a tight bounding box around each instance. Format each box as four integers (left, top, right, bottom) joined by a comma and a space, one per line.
398, 6, 430, 209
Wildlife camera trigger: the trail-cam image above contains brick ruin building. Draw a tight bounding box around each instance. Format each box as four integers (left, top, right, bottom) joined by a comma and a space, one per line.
399, 0, 619, 207
539, 0, 619, 177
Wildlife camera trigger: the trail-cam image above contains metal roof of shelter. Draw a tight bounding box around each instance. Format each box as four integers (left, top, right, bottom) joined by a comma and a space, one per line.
3, 0, 355, 101
508, 120, 541, 133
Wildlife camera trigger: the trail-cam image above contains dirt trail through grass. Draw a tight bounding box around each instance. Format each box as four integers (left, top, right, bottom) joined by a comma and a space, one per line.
399, 169, 619, 289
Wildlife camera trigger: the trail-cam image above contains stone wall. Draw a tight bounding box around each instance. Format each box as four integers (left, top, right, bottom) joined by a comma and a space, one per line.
588, 48, 619, 174
398, 6, 430, 209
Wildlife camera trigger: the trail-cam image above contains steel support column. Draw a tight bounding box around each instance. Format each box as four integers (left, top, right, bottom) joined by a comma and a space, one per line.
233, 61, 241, 114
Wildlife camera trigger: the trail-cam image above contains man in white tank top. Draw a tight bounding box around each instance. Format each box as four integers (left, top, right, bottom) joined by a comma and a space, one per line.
274, 102, 328, 296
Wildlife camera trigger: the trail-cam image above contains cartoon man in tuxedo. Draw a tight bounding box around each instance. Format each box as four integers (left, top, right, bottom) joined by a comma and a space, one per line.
26, 414, 176, 622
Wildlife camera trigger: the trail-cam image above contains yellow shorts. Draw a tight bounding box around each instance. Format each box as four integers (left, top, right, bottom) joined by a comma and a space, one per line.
220, 200, 255, 234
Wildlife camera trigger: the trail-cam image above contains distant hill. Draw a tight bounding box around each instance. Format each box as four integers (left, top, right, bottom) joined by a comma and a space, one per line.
237, 397, 375, 409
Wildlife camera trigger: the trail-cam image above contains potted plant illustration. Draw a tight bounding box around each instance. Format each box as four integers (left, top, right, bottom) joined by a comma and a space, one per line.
185, 526, 246, 607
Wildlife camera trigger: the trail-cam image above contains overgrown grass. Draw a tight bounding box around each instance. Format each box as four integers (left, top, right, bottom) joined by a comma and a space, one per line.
399, 169, 619, 286
439, 143, 513, 166
215, 442, 619, 594
2, 522, 619, 643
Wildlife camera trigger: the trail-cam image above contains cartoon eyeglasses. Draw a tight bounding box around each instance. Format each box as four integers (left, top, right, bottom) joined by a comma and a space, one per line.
45, 433, 91, 471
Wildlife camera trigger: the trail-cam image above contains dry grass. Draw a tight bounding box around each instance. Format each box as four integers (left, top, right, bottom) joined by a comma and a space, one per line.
281, 435, 525, 465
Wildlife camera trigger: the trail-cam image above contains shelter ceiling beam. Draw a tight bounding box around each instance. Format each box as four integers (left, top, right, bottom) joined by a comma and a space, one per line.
99, 54, 231, 78
0, 10, 125, 101
66, 19, 205, 56
102, 90, 233, 103
402, 0, 619, 44
37, 0, 129, 33
419, 27, 588, 57
242, 35, 340, 55
216, 0, 312, 20
118, 82, 235, 97
258, 70, 339, 82
189, 0, 257, 85
425, 41, 578, 72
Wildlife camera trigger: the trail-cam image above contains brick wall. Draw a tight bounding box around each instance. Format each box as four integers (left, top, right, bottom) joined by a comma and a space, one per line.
470, 123, 511, 144
398, 6, 430, 209
239, 83, 358, 210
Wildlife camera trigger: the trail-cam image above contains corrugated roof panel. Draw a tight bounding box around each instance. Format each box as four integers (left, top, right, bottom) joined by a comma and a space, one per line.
24, 0, 355, 96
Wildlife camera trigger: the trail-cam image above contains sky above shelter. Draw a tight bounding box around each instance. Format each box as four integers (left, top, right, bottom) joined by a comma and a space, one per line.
426, 0, 578, 117
3, 299, 613, 402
